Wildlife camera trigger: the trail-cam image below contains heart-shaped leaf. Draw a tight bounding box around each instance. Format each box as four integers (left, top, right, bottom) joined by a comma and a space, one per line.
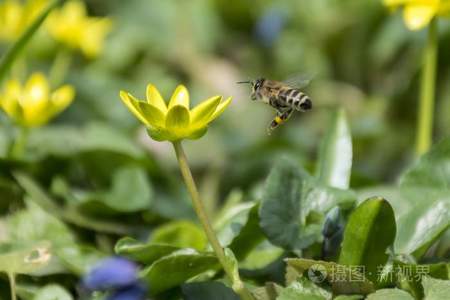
259, 158, 310, 250
286, 258, 375, 295
140, 249, 218, 294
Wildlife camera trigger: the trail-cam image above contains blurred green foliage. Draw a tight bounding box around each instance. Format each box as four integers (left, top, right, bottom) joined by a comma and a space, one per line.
0, 0, 450, 299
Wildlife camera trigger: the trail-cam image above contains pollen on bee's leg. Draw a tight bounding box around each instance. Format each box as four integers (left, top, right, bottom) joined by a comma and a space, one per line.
267, 118, 281, 135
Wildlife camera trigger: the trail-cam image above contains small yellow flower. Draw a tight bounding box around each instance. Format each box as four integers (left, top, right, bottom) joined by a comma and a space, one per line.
120, 84, 232, 142
0, 0, 47, 41
383, 0, 450, 30
47, 0, 112, 57
0, 72, 75, 127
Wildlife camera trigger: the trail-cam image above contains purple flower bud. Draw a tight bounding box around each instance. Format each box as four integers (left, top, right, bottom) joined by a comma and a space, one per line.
83, 257, 139, 291
106, 283, 147, 300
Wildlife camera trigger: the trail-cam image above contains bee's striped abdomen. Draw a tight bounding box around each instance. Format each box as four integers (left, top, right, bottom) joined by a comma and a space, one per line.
280, 88, 312, 111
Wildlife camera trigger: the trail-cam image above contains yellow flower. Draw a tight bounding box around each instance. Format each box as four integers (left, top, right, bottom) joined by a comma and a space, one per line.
0, 73, 75, 127
120, 84, 232, 142
0, 0, 47, 41
47, 0, 112, 58
383, 0, 450, 30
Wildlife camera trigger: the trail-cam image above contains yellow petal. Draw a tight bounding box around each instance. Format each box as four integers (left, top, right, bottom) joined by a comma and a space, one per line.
438, 2, 450, 15
22, 73, 50, 124
190, 96, 221, 126
146, 83, 167, 113
0, 1, 23, 40
208, 97, 232, 122
403, 4, 437, 30
137, 102, 165, 128
81, 18, 112, 58
165, 105, 190, 130
0, 79, 21, 116
62, 0, 86, 20
119, 91, 149, 126
50, 85, 75, 115
146, 127, 168, 141
382, 0, 413, 8
187, 127, 208, 140
168, 85, 189, 110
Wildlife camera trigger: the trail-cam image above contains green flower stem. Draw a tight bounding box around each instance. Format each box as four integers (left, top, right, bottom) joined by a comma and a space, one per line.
10, 126, 29, 159
49, 48, 72, 87
8, 273, 16, 300
172, 141, 253, 300
416, 18, 438, 156
0, 0, 64, 84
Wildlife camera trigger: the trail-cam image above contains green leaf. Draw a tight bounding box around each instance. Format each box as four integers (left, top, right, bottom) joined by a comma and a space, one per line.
358, 186, 450, 258
422, 276, 450, 300
366, 289, 413, 300
33, 284, 73, 300
303, 181, 356, 216
115, 237, 180, 264
393, 137, 450, 257
0, 243, 51, 275
400, 137, 450, 189
316, 108, 352, 189
27, 123, 144, 160
216, 202, 265, 260
277, 280, 330, 300
259, 158, 310, 250
140, 249, 219, 294
286, 258, 375, 295
394, 189, 450, 257
339, 197, 396, 283
78, 166, 153, 213
7, 201, 75, 247
223, 248, 245, 293
251, 282, 283, 300
388, 261, 449, 299
5, 196, 105, 276
215, 202, 254, 247
0, 0, 63, 83
334, 296, 364, 300
150, 220, 207, 250
14, 172, 131, 235
56, 246, 106, 275
240, 243, 283, 270
182, 282, 239, 300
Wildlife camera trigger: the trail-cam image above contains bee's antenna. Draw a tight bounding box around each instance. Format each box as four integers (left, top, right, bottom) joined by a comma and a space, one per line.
236, 81, 251, 84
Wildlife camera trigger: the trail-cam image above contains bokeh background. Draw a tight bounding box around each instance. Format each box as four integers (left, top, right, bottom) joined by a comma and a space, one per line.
1, 0, 450, 297
12, 0, 450, 182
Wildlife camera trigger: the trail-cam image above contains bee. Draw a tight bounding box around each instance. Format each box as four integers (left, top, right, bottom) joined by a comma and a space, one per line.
238, 78, 312, 133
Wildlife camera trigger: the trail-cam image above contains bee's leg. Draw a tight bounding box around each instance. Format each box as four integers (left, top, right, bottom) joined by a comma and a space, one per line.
267, 108, 294, 134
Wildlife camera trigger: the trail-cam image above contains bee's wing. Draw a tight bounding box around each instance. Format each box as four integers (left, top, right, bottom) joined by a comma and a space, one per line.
282, 73, 315, 89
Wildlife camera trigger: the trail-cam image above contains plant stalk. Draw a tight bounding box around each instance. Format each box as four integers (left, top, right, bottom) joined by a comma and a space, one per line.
172, 141, 253, 300
10, 126, 29, 160
8, 273, 17, 300
49, 48, 72, 87
416, 18, 438, 155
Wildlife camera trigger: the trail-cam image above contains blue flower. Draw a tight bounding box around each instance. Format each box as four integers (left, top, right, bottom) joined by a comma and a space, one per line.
322, 207, 344, 259
255, 8, 287, 47
107, 283, 147, 300
83, 257, 139, 291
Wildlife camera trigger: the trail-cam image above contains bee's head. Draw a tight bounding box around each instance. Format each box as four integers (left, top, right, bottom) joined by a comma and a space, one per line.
237, 78, 265, 100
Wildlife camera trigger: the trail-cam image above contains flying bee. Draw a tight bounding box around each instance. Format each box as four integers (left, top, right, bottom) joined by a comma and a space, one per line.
238, 78, 312, 133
